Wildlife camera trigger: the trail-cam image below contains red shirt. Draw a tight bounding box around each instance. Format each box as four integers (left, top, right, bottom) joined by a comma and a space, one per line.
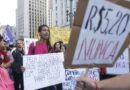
0, 50, 10, 63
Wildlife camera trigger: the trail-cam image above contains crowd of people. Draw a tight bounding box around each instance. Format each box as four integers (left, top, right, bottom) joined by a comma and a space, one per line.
0, 24, 130, 90
0, 24, 67, 90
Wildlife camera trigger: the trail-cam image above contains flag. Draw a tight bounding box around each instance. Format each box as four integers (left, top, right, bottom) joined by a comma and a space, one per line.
3, 25, 15, 45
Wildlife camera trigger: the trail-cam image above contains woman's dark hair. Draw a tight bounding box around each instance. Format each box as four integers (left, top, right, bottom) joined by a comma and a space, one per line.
38, 24, 52, 52
0, 35, 3, 42
38, 24, 49, 32
53, 41, 61, 52
59, 41, 63, 49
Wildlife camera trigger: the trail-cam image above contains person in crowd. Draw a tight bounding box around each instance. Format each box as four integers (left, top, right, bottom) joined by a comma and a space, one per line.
0, 35, 14, 90
53, 41, 62, 52
28, 24, 55, 90
0, 54, 14, 90
75, 74, 130, 90
53, 42, 67, 90
2, 41, 15, 80
12, 39, 25, 90
0, 36, 11, 69
6, 44, 15, 80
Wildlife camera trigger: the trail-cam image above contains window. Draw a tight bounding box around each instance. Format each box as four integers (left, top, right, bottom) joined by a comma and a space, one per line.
56, 6, 57, 11
56, 13, 58, 18
56, 20, 58, 26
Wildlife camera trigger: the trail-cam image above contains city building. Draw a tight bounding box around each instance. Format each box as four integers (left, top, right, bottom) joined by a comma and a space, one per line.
16, 0, 78, 38
17, 0, 47, 38
51, 0, 78, 27
11, 26, 17, 40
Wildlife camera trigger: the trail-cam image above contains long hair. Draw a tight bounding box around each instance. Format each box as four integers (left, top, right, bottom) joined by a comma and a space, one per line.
38, 24, 52, 52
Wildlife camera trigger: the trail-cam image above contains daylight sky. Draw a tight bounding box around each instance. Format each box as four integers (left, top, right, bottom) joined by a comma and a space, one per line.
0, 0, 17, 26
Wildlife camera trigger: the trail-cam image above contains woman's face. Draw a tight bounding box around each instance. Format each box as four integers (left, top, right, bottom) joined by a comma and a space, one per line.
0, 40, 5, 49
55, 43, 60, 50
39, 26, 49, 40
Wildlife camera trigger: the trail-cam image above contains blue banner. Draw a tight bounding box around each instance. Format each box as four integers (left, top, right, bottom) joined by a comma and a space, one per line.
3, 25, 15, 45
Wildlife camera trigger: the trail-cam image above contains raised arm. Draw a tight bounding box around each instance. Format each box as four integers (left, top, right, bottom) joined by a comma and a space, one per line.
75, 74, 130, 90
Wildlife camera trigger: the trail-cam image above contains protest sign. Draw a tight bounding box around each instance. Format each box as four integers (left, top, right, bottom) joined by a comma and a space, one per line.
50, 27, 71, 45
23, 53, 65, 90
24, 38, 37, 54
87, 68, 100, 81
106, 48, 130, 75
62, 68, 99, 90
65, 0, 130, 68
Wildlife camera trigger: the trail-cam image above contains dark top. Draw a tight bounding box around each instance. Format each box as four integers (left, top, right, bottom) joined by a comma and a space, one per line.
12, 49, 24, 74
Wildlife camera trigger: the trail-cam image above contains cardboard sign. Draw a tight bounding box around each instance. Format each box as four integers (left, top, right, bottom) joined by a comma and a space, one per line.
23, 53, 65, 90
24, 38, 37, 54
65, 0, 130, 68
106, 48, 130, 75
62, 68, 99, 90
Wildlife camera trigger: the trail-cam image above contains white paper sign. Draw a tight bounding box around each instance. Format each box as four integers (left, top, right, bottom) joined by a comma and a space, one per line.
23, 53, 65, 90
62, 68, 99, 90
72, 0, 130, 65
24, 38, 37, 54
106, 49, 130, 75
87, 68, 100, 81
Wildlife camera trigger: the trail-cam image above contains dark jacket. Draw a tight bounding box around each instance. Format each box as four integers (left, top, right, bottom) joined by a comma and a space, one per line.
12, 49, 24, 74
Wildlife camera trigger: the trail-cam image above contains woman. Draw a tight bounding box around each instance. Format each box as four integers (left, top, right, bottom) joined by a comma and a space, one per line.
0, 39, 11, 69
28, 25, 54, 90
28, 24, 51, 55
53, 41, 62, 52
53, 41, 64, 90
0, 35, 14, 90
0, 59, 14, 90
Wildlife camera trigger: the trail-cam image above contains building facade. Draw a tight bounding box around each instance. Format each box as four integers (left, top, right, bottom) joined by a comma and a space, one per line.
16, 0, 78, 38
17, 0, 48, 38
52, 0, 78, 27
